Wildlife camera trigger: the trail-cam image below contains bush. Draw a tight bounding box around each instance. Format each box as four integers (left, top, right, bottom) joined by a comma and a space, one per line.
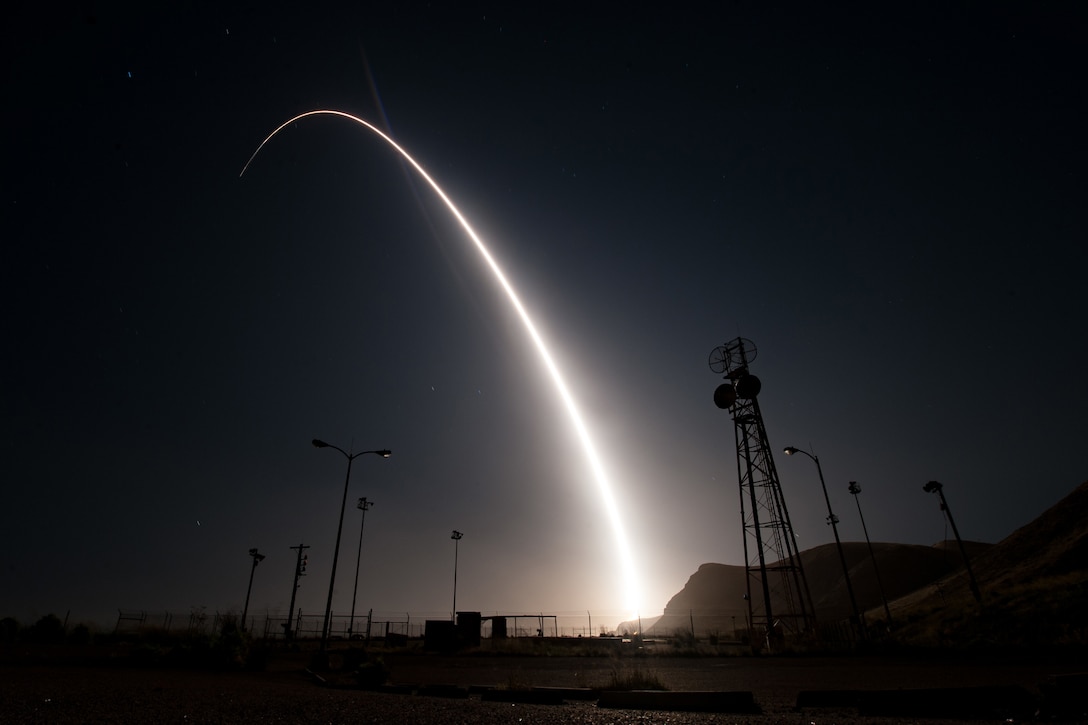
208, 615, 254, 670
31, 614, 65, 644
0, 617, 19, 644
142, 614, 266, 671
604, 663, 668, 691
68, 623, 92, 645
354, 656, 390, 689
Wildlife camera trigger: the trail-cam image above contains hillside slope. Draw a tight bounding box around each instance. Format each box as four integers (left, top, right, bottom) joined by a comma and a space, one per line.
639, 540, 984, 637
637, 480, 1088, 648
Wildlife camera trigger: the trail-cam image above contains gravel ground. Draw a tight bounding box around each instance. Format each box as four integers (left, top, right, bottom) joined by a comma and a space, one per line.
2, 652, 1082, 724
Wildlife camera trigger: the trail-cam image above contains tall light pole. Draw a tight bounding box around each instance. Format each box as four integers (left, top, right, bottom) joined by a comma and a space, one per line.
848, 482, 893, 627
241, 547, 265, 632
783, 446, 864, 636
923, 480, 983, 605
348, 496, 374, 638
312, 439, 391, 653
451, 530, 463, 623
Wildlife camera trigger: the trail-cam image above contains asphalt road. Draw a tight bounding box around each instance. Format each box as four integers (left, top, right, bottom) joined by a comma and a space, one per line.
2, 651, 1083, 723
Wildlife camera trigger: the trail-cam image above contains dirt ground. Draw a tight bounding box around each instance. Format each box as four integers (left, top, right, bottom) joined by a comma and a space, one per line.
2, 650, 1083, 724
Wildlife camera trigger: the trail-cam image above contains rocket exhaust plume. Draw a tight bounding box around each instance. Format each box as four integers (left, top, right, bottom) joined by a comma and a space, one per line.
241, 110, 642, 615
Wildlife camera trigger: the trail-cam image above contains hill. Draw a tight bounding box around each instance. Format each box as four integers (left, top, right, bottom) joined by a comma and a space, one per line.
631, 480, 1088, 648
632, 540, 987, 639
890, 479, 1088, 647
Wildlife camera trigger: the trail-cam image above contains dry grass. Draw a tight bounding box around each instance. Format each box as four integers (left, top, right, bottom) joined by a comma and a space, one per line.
890, 569, 1088, 649
602, 662, 668, 691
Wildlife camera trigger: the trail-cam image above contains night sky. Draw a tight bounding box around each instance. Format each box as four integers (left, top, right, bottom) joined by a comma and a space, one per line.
4, 3, 1085, 630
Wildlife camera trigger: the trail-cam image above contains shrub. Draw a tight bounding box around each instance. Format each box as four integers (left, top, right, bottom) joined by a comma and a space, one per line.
68, 623, 92, 645
354, 656, 390, 689
0, 617, 19, 643
604, 663, 668, 691
31, 614, 65, 644
209, 615, 252, 670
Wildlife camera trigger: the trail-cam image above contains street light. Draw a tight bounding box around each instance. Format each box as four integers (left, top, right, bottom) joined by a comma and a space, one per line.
241, 547, 265, 632
848, 481, 893, 627
451, 530, 463, 623
923, 480, 983, 605
312, 438, 391, 652
783, 446, 864, 635
348, 496, 374, 638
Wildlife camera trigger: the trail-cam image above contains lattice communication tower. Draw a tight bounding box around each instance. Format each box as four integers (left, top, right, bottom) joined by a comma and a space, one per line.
709, 338, 815, 645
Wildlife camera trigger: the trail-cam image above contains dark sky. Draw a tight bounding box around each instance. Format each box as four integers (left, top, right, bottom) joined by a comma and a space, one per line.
3, 3, 1085, 630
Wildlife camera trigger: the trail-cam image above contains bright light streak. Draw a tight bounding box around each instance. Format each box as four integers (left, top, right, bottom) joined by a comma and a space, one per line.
241, 110, 642, 613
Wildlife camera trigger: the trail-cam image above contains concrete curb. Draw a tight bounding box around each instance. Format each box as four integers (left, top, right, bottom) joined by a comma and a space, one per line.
856, 685, 1037, 720
1039, 672, 1088, 720
415, 684, 470, 699
795, 689, 860, 708
532, 686, 599, 701
598, 690, 761, 713
480, 688, 566, 705
471, 685, 598, 704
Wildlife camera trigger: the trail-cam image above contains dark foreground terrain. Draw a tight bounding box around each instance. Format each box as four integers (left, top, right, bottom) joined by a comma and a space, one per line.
3, 649, 1086, 724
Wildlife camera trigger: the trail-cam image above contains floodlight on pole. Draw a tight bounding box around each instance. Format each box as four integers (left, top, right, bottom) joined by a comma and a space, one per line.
241, 547, 265, 632
451, 530, 464, 623
348, 496, 374, 638
848, 481, 893, 627
923, 480, 983, 605
312, 439, 391, 653
783, 446, 865, 636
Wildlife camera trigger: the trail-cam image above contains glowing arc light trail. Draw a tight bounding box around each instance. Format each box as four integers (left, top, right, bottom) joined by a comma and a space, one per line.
241, 110, 642, 616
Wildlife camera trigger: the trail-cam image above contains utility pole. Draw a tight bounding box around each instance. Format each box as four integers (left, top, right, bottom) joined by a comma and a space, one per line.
285, 543, 309, 640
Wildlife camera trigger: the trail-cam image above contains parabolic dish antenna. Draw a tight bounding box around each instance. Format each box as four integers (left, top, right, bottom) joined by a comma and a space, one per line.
708, 338, 757, 374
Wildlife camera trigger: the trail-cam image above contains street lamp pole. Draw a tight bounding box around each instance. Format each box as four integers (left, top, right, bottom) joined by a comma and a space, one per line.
783, 446, 864, 635
312, 439, 391, 653
348, 496, 374, 638
848, 482, 893, 627
451, 530, 463, 623
241, 547, 265, 632
923, 480, 983, 605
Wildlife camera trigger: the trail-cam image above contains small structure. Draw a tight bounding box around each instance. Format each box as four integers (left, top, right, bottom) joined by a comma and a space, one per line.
423, 619, 456, 651
424, 612, 482, 650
